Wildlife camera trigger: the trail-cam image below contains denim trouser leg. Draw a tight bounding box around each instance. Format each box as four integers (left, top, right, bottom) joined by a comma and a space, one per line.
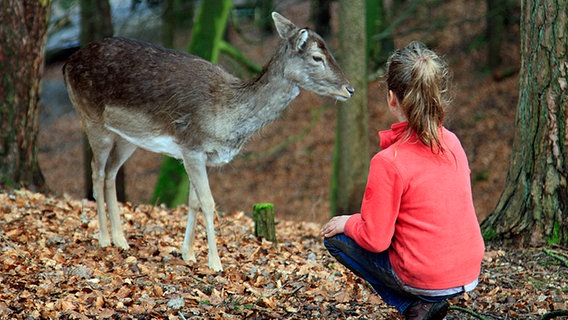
324, 234, 416, 314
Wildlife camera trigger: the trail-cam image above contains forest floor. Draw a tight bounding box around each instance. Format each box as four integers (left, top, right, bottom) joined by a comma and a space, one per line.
1, 189, 567, 319
3, 0, 566, 319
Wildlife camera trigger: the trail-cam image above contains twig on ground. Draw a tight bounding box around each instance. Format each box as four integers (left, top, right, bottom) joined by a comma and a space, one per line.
450, 306, 489, 320
541, 310, 568, 320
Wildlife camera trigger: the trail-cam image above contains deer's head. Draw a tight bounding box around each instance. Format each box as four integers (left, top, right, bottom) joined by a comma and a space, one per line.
272, 12, 354, 101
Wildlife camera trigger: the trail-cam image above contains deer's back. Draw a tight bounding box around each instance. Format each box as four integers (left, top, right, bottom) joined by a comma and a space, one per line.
63, 37, 238, 121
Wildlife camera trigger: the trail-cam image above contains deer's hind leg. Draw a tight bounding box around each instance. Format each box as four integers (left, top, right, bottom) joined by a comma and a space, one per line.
104, 137, 137, 249
181, 183, 199, 263
84, 122, 114, 247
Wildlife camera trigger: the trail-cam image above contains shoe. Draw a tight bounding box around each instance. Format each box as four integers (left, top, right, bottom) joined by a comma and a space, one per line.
404, 300, 449, 320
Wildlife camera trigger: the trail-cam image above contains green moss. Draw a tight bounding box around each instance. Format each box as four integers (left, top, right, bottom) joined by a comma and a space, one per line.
548, 219, 561, 245
482, 227, 497, 242
253, 203, 274, 211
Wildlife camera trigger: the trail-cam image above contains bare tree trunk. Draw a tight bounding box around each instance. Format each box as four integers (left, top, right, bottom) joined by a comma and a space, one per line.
162, 0, 195, 49
485, 0, 505, 71
78, 0, 116, 201
162, 0, 176, 48
312, 0, 332, 37
0, 0, 51, 192
481, 0, 568, 246
331, 0, 369, 216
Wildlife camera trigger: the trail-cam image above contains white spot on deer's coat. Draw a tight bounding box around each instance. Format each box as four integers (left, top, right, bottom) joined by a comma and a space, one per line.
106, 126, 183, 159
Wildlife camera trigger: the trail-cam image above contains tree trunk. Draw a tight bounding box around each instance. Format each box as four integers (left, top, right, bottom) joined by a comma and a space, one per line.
162, 0, 176, 48
253, 203, 276, 242
311, 0, 332, 37
0, 0, 51, 192
152, 0, 232, 207
257, 0, 274, 35
366, 0, 394, 72
485, 0, 506, 71
481, 0, 568, 246
162, 0, 195, 49
79, 0, 117, 201
331, 0, 369, 216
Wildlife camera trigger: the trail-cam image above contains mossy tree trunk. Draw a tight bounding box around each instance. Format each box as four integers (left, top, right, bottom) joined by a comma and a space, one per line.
253, 203, 276, 242
366, 0, 394, 72
331, 0, 369, 216
152, 0, 232, 207
0, 0, 51, 192
481, 0, 567, 246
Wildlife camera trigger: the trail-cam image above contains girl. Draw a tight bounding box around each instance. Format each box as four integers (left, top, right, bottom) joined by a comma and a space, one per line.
321, 41, 485, 320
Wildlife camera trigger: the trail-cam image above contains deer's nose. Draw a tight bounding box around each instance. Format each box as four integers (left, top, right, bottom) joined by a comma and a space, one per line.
346, 86, 355, 97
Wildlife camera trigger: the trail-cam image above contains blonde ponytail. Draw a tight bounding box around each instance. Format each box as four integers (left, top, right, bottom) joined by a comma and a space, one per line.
386, 41, 451, 154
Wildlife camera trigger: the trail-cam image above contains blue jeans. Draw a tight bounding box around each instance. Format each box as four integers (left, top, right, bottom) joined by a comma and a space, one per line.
324, 234, 457, 314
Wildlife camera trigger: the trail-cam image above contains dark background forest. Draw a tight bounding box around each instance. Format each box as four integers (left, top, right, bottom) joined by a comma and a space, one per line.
38, 0, 519, 224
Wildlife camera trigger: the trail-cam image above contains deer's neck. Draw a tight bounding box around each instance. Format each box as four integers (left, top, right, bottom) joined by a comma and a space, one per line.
232, 55, 299, 135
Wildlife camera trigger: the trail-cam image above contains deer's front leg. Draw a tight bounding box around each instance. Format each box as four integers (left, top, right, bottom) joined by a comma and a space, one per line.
182, 153, 223, 272
105, 179, 129, 249
182, 184, 199, 263
92, 163, 111, 247
88, 131, 113, 248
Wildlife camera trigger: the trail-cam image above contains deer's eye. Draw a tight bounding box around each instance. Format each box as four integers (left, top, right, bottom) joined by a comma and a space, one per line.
312, 56, 324, 63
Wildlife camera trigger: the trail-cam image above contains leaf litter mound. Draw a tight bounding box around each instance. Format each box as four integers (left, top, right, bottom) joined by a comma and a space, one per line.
1, 189, 567, 319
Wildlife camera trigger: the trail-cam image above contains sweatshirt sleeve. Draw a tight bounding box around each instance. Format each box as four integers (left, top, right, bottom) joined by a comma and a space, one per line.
344, 154, 403, 252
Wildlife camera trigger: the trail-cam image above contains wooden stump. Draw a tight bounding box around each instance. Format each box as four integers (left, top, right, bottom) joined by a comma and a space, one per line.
252, 203, 276, 242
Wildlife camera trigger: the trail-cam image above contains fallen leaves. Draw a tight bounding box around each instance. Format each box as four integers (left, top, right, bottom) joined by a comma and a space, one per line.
0, 189, 567, 319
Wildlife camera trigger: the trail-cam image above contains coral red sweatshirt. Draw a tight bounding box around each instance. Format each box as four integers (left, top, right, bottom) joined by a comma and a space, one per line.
344, 122, 485, 290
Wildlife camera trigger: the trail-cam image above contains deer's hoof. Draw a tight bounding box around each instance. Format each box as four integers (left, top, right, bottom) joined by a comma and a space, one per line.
209, 257, 223, 272
182, 251, 197, 263
113, 238, 130, 250
98, 235, 111, 247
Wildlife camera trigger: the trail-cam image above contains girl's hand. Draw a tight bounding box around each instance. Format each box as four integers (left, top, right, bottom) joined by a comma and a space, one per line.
321, 215, 351, 238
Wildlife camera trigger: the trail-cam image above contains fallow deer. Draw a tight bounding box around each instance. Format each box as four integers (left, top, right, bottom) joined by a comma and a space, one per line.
63, 12, 353, 272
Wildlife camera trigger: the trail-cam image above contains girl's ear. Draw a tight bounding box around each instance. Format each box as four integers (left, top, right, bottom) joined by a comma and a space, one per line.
388, 90, 399, 107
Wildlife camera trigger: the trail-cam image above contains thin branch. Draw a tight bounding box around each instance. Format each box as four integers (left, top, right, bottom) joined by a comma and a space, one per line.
450, 306, 490, 320
541, 310, 568, 320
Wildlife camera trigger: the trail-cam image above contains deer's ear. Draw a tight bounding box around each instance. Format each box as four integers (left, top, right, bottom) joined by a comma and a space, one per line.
294, 29, 309, 52
272, 12, 298, 39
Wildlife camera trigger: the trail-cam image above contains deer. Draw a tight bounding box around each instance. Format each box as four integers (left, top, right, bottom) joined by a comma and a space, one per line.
63, 12, 353, 272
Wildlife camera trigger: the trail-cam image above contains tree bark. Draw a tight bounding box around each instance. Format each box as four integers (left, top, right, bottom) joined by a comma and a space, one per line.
485, 0, 506, 71
253, 203, 276, 242
162, 0, 195, 49
331, 0, 369, 216
152, 0, 232, 207
0, 0, 51, 192
481, 0, 568, 246
366, 0, 394, 72
78, 0, 116, 201
311, 0, 332, 37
